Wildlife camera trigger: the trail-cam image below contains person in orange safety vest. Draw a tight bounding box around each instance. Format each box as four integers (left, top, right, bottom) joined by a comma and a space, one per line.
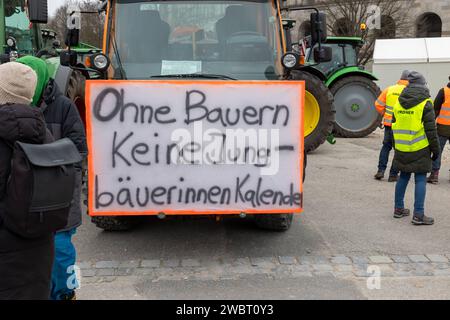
427, 76, 450, 184
374, 70, 410, 182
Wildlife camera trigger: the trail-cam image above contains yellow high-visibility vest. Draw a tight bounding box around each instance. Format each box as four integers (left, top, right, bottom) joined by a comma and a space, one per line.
383, 84, 406, 126
392, 99, 431, 153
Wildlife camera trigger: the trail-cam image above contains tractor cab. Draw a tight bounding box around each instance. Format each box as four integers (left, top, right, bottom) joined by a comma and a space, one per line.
104, 0, 286, 80
304, 36, 364, 77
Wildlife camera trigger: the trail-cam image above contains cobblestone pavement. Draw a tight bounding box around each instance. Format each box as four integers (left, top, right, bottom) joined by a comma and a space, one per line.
77, 254, 450, 283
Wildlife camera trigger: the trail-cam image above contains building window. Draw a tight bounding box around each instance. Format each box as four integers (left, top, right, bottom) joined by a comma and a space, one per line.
416, 13, 442, 38
377, 15, 396, 39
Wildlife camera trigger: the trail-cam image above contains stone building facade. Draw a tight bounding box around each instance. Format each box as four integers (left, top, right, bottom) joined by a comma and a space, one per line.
287, 0, 450, 39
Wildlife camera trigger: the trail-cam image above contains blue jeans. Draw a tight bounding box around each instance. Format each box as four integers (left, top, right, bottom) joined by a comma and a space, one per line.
378, 126, 399, 176
50, 228, 78, 300
432, 135, 450, 171
395, 172, 427, 217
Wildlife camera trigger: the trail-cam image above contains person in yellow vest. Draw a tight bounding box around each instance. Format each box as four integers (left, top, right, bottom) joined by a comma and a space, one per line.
392, 71, 440, 225
374, 70, 410, 182
427, 77, 450, 184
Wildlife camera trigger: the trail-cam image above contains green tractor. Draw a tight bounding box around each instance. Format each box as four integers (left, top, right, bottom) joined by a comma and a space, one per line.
0, 0, 99, 123
304, 36, 381, 138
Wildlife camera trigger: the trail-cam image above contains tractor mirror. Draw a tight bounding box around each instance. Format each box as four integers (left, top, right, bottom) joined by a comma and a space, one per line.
28, 0, 48, 23
310, 12, 327, 44
60, 50, 78, 67
313, 46, 332, 63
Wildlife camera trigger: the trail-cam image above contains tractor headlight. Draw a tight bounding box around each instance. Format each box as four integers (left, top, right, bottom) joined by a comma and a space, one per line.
282, 52, 299, 69
6, 37, 16, 48
91, 53, 110, 72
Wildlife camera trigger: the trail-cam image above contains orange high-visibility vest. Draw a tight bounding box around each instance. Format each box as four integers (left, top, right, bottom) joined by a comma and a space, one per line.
437, 87, 450, 126
380, 84, 406, 126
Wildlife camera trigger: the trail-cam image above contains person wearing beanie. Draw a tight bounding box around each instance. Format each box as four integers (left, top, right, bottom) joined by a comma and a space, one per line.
391, 71, 440, 226
373, 70, 410, 182
0, 62, 55, 299
427, 76, 450, 184
18, 56, 87, 301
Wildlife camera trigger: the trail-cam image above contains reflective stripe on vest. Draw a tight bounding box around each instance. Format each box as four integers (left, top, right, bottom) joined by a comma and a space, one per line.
437, 87, 450, 125
392, 99, 431, 153
384, 84, 406, 126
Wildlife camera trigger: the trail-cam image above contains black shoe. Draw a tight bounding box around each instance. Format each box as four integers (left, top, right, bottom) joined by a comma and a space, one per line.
427, 171, 439, 184
374, 171, 385, 180
394, 208, 410, 219
412, 214, 434, 226
60, 291, 76, 300
388, 175, 399, 182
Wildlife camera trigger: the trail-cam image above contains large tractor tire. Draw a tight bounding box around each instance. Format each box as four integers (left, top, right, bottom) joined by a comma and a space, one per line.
331, 76, 381, 138
290, 71, 335, 153
254, 213, 293, 231
91, 216, 139, 231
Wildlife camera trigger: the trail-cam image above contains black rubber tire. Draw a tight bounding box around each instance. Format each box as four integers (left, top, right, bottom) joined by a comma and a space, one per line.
331, 76, 381, 138
254, 213, 294, 231
91, 216, 139, 231
290, 71, 335, 153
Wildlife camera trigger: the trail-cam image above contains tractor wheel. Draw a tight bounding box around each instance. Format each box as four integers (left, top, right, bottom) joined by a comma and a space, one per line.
331, 76, 381, 138
66, 70, 86, 127
254, 213, 293, 231
290, 71, 335, 153
91, 216, 138, 231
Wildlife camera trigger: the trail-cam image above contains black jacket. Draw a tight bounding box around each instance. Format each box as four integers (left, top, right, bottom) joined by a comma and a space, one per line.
392, 85, 440, 174
433, 82, 450, 137
0, 103, 54, 300
41, 79, 87, 231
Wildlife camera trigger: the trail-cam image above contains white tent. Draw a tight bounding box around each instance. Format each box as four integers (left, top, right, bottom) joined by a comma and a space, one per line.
373, 37, 450, 99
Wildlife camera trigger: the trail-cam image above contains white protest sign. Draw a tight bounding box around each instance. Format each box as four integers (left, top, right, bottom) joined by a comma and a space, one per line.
86, 80, 304, 215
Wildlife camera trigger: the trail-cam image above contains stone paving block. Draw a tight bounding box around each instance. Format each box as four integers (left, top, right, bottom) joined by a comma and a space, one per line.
291, 264, 312, 272
181, 259, 201, 267
408, 255, 429, 263
312, 264, 334, 272
433, 269, 450, 276
432, 263, 450, 270
95, 261, 119, 269
378, 265, 394, 277
369, 256, 393, 264
134, 268, 155, 276
163, 259, 180, 268
115, 268, 134, 276
278, 256, 297, 265
141, 259, 161, 268
77, 261, 93, 270
331, 256, 352, 265
298, 255, 329, 264
312, 271, 335, 277
392, 263, 414, 271
81, 269, 96, 277
426, 254, 448, 263
119, 260, 140, 268
393, 270, 414, 277
333, 271, 353, 278
351, 256, 370, 264
232, 257, 251, 266
334, 264, 354, 272
391, 255, 411, 263
96, 268, 115, 276
250, 257, 276, 267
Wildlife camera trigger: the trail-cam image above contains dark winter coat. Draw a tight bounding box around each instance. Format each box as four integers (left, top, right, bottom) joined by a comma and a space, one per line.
0, 103, 54, 300
433, 82, 450, 137
392, 86, 440, 174
41, 79, 87, 232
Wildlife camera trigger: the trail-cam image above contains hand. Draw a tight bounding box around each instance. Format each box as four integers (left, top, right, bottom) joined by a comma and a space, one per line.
431, 152, 439, 161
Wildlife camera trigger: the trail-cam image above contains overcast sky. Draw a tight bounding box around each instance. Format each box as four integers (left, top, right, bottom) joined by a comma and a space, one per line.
49, 0, 97, 17
49, 0, 67, 17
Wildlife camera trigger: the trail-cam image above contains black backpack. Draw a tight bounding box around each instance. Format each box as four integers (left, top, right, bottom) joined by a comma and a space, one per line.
3, 138, 82, 238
